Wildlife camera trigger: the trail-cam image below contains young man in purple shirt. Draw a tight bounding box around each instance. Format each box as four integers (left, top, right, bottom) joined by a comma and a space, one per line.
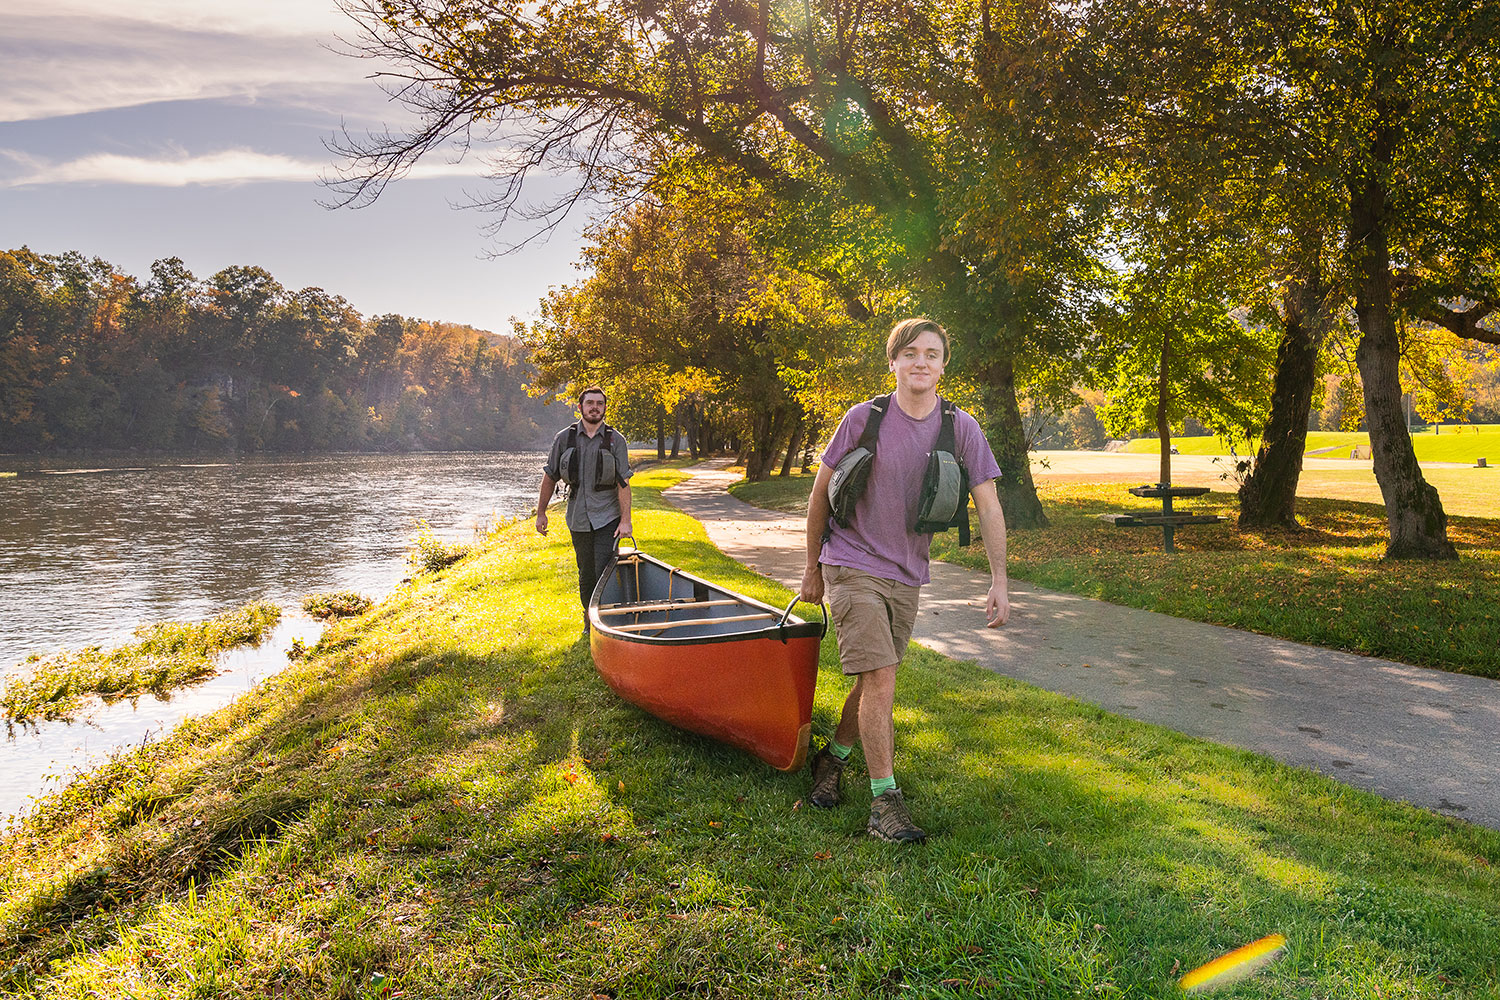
798, 318, 1010, 843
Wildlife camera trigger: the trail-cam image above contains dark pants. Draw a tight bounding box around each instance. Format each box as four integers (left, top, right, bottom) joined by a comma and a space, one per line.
571, 518, 620, 610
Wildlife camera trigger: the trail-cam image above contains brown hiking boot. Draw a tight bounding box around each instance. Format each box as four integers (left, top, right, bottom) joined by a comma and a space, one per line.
867, 788, 926, 843
808, 746, 846, 809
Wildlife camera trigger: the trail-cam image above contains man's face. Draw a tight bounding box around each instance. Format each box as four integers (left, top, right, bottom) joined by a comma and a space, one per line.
889, 331, 946, 393
580, 393, 607, 425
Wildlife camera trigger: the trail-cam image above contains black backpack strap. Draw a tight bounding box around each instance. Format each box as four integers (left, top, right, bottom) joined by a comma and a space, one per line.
564, 423, 580, 485
857, 395, 890, 451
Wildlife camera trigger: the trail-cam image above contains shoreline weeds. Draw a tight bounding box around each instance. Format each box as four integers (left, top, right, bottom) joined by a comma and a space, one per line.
0, 608, 326, 824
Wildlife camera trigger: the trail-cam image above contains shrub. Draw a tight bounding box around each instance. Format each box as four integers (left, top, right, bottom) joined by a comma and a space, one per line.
301, 591, 374, 620
407, 524, 471, 575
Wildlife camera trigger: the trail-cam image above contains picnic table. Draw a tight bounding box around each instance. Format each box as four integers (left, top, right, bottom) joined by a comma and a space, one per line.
1098, 484, 1222, 552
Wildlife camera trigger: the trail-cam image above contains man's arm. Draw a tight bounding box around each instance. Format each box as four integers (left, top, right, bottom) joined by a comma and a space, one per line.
615, 482, 633, 539
535, 473, 558, 535
971, 479, 1010, 627
799, 464, 835, 603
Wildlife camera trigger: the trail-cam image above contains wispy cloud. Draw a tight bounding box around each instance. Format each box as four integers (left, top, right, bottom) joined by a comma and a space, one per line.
0, 10, 373, 123
0, 148, 488, 188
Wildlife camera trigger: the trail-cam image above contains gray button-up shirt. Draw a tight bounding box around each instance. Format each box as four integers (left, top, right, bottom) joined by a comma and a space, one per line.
543, 422, 633, 532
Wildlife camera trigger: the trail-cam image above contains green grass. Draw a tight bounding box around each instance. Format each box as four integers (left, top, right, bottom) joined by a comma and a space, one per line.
301, 592, 375, 621
1, 602, 283, 725
1121, 436, 1247, 456
1295, 468, 1500, 519
1125, 427, 1500, 463
0, 466, 1495, 997
732, 472, 1500, 678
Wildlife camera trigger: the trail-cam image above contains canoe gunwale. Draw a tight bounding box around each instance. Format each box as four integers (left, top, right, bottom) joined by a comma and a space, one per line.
588, 548, 826, 647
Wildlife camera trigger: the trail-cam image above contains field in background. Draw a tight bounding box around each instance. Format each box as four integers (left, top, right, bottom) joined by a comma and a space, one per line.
1123, 426, 1500, 463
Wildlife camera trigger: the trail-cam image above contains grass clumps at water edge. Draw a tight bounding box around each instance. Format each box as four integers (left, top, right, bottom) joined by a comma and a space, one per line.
301, 591, 374, 620
407, 522, 472, 575
0, 464, 1496, 997
1, 601, 282, 725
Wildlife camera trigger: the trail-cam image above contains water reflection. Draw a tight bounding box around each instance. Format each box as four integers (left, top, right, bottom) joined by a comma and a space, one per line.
0, 452, 545, 820
0, 614, 324, 822
0, 452, 544, 669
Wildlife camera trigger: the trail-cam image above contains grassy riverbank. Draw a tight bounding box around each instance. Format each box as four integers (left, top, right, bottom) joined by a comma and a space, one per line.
731, 474, 1500, 678
2, 467, 1497, 998
1, 602, 282, 725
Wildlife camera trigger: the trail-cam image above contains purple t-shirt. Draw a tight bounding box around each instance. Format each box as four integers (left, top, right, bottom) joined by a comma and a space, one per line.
820, 396, 1002, 587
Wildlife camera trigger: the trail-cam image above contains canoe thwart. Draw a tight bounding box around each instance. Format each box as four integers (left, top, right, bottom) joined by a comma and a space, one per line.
598, 598, 744, 616
612, 612, 778, 633
611, 612, 778, 633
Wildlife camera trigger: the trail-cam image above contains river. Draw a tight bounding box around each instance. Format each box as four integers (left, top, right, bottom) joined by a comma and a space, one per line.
0, 452, 545, 820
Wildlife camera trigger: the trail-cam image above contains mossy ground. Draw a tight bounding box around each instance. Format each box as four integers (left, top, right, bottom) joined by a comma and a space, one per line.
2, 468, 1497, 998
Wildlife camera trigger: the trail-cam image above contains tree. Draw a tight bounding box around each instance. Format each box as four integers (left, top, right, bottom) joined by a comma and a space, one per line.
1097, 257, 1278, 479
527, 191, 858, 480
1062, 0, 1500, 557
330, 0, 1115, 526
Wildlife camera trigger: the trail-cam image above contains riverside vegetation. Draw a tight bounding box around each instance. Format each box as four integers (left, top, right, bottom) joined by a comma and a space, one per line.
731, 474, 1500, 679
1, 603, 282, 726
0, 466, 1495, 997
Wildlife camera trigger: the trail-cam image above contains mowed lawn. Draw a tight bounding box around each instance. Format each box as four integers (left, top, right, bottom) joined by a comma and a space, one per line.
2, 465, 1497, 999
730, 473, 1500, 678
1123, 426, 1500, 464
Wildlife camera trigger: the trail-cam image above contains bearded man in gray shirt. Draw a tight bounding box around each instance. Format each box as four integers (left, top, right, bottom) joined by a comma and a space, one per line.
536, 386, 633, 626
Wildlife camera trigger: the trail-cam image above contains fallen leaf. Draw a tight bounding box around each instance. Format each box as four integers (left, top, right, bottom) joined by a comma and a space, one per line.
813, 851, 832, 861
792, 799, 802, 811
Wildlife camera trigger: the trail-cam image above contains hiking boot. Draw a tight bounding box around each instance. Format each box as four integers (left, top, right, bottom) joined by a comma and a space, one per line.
808, 746, 846, 809
867, 788, 926, 843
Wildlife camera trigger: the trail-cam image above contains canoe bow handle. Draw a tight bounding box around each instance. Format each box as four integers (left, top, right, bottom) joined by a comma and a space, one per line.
778, 595, 829, 640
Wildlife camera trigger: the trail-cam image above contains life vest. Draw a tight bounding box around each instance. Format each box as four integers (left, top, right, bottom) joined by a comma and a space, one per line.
558, 423, 625, 492
826, 395, 975, 545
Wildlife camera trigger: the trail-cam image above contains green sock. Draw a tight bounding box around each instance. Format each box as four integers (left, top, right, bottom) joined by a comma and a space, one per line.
829, 740, 853, 761
870, 776, 898, 798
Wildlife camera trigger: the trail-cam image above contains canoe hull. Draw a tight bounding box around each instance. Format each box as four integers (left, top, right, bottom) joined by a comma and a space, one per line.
591, 629, 819, 771
589, 548, 823, 771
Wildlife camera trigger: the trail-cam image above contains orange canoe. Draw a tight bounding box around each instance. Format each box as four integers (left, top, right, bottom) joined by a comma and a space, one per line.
589, 545, 825, 771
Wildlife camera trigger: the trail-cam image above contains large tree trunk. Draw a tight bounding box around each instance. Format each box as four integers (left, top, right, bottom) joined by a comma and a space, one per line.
670, 405, 682, 458
1238, 269, 1327, 529
685, 403, 701, 459
979, 356, 1048, 529
801, 417, 819, 472
655, 404, 666, 460
745, 403, 790, 481
780, 411, 804, 477
1348, 171, 1456, 559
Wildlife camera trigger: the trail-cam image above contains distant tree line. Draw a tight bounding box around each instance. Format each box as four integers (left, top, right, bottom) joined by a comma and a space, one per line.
0, 248, 553, 454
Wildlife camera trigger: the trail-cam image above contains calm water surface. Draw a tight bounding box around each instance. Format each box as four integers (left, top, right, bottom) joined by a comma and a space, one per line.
0, 452, 545, 818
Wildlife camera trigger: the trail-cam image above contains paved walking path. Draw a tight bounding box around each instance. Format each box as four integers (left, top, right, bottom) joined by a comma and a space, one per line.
664, 462, 1500, 830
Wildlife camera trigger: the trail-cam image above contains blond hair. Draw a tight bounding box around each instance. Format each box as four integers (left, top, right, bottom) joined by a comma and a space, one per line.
885, 317, 949, 362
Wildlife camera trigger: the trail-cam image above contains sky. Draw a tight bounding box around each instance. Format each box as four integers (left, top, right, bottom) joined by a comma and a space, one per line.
0, 0, 588, 334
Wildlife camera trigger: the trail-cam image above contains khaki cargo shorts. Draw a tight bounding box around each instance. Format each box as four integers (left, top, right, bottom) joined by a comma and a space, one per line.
822, 563, 921, 675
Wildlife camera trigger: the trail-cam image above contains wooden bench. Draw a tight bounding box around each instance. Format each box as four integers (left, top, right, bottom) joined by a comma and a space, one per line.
1098, 484, 1222, 552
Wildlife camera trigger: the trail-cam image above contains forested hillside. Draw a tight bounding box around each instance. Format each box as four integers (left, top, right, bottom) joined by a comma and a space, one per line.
0, 248, 555, 453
